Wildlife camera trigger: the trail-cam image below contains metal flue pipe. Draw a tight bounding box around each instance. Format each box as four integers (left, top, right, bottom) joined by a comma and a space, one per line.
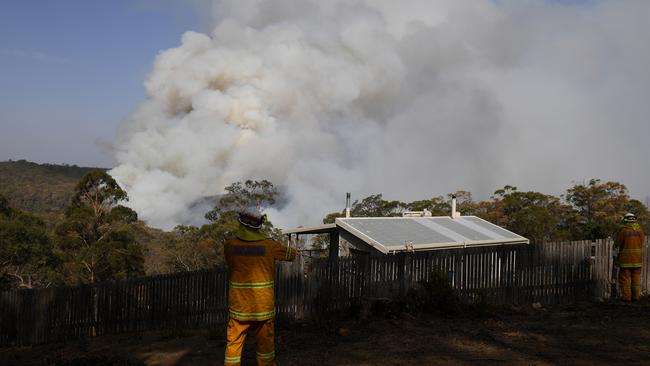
345, 192, 351, 218
451, 194, 460, 219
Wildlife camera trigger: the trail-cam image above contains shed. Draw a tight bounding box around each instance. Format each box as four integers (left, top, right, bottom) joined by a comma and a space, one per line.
283, 215, 529, 262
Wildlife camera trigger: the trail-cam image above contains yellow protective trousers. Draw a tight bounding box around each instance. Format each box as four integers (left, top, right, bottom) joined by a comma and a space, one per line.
225, 317, 276, 366
618, 267, 642, 301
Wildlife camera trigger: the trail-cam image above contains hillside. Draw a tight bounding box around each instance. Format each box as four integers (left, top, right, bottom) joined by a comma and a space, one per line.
0, 160, 106, 214
0, 160, 185, 276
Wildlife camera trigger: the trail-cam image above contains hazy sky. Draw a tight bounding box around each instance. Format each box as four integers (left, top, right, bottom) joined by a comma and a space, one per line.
1, 1, 648, 229
0, 0, 594, 168
0, 0, 204, 167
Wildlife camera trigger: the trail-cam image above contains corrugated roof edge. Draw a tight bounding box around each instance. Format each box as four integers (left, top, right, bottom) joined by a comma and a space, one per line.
282, 223, 337, 235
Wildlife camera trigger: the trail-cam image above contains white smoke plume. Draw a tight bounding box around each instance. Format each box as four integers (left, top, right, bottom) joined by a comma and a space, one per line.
111, 0, 650, 230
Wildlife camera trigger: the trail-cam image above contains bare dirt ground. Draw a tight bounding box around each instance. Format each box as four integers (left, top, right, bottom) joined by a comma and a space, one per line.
3, 298, 650, 366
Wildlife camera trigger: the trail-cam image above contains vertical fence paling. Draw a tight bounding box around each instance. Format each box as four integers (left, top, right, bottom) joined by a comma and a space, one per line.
2, 238, 649, 346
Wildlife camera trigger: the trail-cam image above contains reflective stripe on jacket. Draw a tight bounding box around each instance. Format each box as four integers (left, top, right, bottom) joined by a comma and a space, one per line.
615, 224, 645, 268
225, 237, 296, 321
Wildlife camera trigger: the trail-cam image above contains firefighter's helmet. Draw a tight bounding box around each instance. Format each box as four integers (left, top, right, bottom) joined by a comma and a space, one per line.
623, 213, 637, 222
239, 206, 264, 229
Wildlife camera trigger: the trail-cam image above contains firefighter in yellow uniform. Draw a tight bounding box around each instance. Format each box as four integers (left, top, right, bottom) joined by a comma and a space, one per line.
224, 207, 296, 366
614, 213, 645, 302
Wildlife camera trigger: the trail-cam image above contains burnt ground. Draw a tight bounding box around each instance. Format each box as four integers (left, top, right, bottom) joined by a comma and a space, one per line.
2, 298, 650, 366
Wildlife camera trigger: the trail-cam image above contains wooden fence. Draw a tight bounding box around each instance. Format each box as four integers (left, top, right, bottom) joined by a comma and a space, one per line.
1, 238, 649, 346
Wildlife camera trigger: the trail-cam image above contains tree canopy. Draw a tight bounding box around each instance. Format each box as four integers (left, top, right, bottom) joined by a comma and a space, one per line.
316, 180, 649, 247
164, 225, 223, 272
482, 186, 572, 242
2, 160, 649, 287
204, 180, 278, 222
204, 180, 282, 243
564, 179, 631, 240
54, 170, 144, 284
0, 194, 57, 289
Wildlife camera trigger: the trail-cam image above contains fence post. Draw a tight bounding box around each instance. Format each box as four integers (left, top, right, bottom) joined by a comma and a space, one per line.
641, 233, 650, 295
607, 239, 616, 300
359, 254, 371, 299
295, 254, 306, 320
328, 232, 339, 313
587, 240, 597, 301
398, 253, 407, 299
500, 248, 511, 304
329, 231, 339, 265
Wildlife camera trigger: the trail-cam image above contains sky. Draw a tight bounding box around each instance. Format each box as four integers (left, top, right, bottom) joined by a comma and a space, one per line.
0, 0, 205, 167
0, 0, 593, 169
1, 0, 649, 229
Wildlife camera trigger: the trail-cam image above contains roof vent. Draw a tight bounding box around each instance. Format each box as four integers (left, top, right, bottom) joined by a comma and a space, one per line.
402, 209, 432, 217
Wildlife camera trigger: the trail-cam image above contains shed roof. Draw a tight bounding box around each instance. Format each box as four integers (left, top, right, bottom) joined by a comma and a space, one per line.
282, 223, 337, 235
335, 216, 528, 253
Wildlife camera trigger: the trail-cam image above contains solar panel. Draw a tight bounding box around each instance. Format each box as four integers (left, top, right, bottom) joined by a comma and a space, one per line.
431, 218, 492, 241
461, 216, 523, 239
335, 216, 528, 253
346, 218, 455, 246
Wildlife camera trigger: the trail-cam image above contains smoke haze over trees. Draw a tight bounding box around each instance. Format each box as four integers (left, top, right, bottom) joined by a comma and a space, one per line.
108, 0, 650, 230
0, 161, 648, 289
321, 180, 650, 244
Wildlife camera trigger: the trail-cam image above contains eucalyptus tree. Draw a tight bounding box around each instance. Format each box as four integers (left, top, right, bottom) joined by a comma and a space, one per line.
55, 170, 144, 284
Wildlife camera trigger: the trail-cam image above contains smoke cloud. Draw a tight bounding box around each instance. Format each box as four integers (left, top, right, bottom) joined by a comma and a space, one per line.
110, 0, 650, 230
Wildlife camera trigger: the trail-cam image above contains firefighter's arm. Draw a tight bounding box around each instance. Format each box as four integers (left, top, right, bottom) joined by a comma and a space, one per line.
271, 240, 297, 261
224, 241, 231, 266
614, 229, 624, 250
641, 231, 646, 248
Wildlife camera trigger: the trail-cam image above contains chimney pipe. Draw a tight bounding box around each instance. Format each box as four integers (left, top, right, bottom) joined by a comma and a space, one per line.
451, 194, 460, 219
345, 192, 351, 218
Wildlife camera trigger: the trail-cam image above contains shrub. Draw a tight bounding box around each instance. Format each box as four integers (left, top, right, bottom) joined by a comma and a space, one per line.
465, 289, 494, 318
403, 269, 459, 316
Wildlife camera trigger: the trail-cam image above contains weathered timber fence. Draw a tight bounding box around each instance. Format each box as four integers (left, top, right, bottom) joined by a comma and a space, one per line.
1, 238, 649, 346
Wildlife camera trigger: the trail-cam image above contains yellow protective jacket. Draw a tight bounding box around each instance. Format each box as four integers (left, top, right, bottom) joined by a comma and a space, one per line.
615, 223, 645, 268
224, 236, 296, 321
